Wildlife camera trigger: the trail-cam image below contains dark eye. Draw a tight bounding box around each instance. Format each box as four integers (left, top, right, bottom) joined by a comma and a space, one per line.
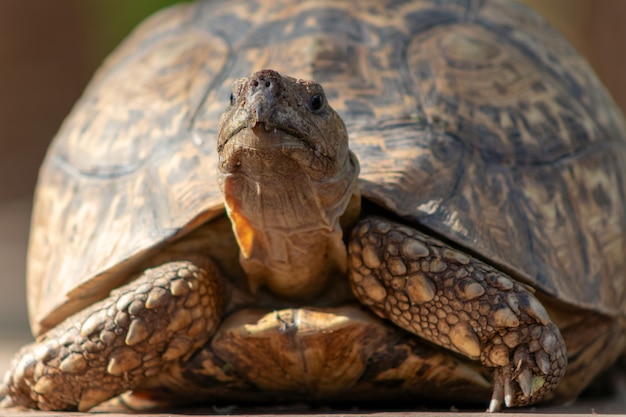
229, 92, 235, 106
310, 93, 325, 112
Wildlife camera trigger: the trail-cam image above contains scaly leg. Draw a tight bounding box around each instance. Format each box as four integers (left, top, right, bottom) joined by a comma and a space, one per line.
1, 258, 224, 411
349, 217, 567, 411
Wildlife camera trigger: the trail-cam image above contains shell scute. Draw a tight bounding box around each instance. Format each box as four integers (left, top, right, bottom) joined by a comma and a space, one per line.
29, 0, 626, 336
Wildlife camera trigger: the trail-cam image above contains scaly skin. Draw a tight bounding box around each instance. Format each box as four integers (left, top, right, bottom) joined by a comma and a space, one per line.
0, 258, 224, 411
349, 217, 567, 411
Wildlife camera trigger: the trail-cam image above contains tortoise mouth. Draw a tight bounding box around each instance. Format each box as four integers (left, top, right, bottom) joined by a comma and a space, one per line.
222, 122, 311, 151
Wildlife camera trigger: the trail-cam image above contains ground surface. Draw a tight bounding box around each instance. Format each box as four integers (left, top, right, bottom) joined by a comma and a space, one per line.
0, 402, 625, 416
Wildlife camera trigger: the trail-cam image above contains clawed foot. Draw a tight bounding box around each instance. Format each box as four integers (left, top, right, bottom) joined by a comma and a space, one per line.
489, 363, 534, 411
349, 217, 568, 412
0, 259, 223, 411
487, 324, 567, 412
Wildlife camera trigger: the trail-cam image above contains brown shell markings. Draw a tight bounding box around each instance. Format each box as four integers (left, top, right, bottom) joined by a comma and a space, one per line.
27, 0, 626, 342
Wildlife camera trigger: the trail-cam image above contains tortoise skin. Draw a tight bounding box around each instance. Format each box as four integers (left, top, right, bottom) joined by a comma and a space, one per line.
6, 0, 626, 411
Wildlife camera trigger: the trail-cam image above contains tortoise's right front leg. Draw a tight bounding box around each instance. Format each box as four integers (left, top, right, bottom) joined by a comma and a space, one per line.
0, 257, 224, 411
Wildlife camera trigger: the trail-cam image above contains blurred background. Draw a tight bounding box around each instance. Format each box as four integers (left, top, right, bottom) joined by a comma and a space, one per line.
0, 0, 624, 392
0, 0, 187, 370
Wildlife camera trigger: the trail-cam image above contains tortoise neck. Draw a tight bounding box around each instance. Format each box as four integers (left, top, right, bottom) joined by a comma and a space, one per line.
220, 152, 360, 300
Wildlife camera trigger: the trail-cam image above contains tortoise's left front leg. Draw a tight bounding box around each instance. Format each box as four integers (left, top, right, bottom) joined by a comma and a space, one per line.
348, 217, 567, 411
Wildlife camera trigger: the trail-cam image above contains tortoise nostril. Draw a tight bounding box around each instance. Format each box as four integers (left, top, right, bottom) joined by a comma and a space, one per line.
250, 76, 274, 90
248, 70, 283, 92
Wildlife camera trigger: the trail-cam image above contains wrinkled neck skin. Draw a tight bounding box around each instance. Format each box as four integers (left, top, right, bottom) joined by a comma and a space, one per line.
219, 144, 360, 300
217, 70, 360, 300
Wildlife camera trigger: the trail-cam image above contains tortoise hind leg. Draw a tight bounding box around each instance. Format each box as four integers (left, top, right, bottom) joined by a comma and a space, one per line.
348, 216, 567, 411
0, 257, 224, 411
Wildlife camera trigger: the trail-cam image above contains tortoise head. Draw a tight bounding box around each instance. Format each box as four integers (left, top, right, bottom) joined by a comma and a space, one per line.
217, 69, 359, 299
217, 69, 352, 181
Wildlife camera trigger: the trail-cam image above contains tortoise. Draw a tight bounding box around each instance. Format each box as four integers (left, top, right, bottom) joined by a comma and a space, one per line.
2, 0, 626, 412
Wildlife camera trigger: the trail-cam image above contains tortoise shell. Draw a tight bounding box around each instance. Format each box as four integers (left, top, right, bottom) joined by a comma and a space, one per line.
28, 0, 626, 336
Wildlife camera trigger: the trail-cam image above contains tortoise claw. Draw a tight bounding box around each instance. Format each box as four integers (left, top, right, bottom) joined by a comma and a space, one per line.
0, 397, 15, 409
488, 367, 505, 412
504, 372, 515, 408
488, 365, 517, 412
518, 367, 533, 398
487, 324, 566, 412
0, 380, 16, 409
487, 398, 501, 413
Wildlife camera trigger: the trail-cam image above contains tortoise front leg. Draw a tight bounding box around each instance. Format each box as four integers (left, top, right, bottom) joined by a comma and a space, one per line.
0, 257, 224, 411
348, 217, 567, 412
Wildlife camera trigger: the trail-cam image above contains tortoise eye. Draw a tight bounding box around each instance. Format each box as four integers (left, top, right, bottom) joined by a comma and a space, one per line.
309, 93, 325, 113
229, 92, 235, 106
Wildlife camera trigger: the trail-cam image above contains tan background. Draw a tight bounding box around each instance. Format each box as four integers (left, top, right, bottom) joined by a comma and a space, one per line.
0, 0, 182, 372
0, 0, 625, 410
